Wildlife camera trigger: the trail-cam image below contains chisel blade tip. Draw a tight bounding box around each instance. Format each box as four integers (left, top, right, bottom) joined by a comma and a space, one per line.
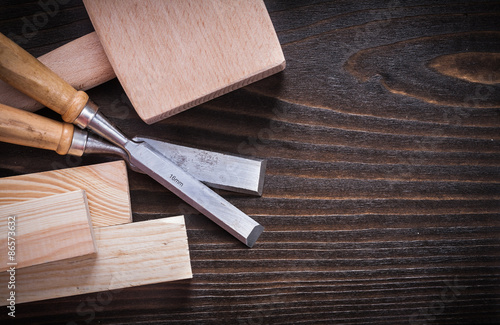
256, 159, 267, 196
246, 224, 264, 248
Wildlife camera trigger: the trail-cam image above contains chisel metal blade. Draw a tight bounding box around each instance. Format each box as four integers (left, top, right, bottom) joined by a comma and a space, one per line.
0, 31, 265, 247
135, 137, 266, 196
125, 139, 264, 247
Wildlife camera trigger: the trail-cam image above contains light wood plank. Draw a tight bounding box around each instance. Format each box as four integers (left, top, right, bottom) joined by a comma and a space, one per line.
0, 32, 115, 113
0, 161, 131, 227
1, 2, 499, 324
0, 216, 192, 305
83, 0, 286, 124
0, 190, 96, 272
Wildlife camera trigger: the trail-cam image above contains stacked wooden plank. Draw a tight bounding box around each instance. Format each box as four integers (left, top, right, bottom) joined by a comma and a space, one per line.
0, 161, 192, 304
0, 190, 97, 272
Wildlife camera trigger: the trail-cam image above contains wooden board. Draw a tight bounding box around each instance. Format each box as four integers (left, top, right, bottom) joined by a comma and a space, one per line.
1, 1, 499, 324
83, 0, 286, 124
0, 216, 191, 305
0, 161, 131, 227
0, 190, 96, 272
0, 32, 115, 112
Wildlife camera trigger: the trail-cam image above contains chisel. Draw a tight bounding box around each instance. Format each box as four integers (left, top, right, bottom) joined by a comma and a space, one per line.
0, 104, 265, 195
0, 33, 264, 247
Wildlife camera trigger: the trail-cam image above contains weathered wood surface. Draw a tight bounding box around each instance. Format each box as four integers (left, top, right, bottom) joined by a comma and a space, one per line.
0, 0, 499, 324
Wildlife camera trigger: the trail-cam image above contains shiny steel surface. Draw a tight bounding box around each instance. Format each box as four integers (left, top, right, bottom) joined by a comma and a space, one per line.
85, 106, 264, 246
74, 100, 99, 129
67, 128, 87, 156
135, 137, 266, 196
125, 140, 264, 247
81, 133, 265, 195
88, 111, 129, 147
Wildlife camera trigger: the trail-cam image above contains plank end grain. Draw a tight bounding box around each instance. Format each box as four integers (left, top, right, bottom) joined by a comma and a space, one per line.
0, 190, 97, 271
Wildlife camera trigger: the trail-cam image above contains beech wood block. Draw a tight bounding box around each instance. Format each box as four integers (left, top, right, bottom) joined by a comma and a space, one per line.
83, 0, 286, 124
0, 190, 97, 272
0, 1, 498, 323
0, 216, 192, 305
0, 161, 131, 228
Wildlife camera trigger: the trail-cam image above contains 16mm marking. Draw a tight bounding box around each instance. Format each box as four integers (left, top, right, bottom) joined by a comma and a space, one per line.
170, 174, 184, 187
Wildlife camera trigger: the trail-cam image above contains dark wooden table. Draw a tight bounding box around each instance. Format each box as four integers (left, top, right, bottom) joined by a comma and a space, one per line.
1, 1, 499, 324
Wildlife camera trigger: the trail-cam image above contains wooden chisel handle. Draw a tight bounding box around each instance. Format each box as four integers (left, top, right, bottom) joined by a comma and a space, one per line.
0, 32, 115, 112
0, 32, 89, 123
0, 103, 78, 155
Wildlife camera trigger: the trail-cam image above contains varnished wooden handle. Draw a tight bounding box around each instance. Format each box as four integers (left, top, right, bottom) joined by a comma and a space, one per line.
0, 33, 89, 123
0, 32, 116, 113
0, 103, 75, 155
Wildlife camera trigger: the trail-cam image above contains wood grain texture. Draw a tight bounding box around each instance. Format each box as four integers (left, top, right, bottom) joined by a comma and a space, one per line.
0, 32, 90, 123
0, 215, 191, 305
0, 103, 76, 155
0, 161, 131, 227
0, 32, 115, 112
0, 1, 499, 324
83, 0, 286, 124
0, 190, 96, 271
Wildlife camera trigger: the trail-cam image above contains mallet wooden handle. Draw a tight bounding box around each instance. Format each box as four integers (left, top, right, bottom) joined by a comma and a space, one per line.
0, 33, 89, 123
0, 32, 115, 113
0, 103, 76, 155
